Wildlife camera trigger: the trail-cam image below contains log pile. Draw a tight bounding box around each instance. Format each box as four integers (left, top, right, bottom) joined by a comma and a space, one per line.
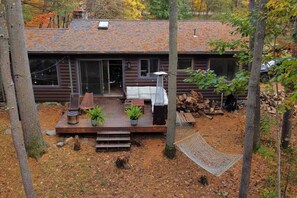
260, 92, 281, 114
176, 90, 224, 117
260, 91, 297, 117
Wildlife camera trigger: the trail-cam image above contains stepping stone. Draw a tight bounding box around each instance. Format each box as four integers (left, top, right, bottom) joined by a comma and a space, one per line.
46, 130, 56, 136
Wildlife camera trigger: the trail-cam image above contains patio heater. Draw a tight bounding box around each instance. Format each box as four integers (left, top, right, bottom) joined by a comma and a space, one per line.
153, 71, 167, 125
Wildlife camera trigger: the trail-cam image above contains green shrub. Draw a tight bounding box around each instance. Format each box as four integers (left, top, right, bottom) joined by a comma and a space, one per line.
260, 113, 274, 134
257, 145, 275, 161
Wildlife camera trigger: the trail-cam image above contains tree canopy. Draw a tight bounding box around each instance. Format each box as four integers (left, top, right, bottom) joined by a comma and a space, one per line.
147, 0, 192, 19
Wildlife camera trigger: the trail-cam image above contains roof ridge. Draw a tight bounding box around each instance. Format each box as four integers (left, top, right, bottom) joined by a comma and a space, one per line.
71, 19, 221, 23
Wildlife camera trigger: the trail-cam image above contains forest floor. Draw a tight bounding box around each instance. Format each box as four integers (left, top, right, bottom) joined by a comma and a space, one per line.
0, 103, 296, 197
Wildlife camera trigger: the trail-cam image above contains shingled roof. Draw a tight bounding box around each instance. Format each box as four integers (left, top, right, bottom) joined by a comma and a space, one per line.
25, 19, 241, 54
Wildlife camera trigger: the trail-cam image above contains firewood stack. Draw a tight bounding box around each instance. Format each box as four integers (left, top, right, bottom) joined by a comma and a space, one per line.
260, 92, 280, 114
176, 90, 223, 117
260, 91, 297, 117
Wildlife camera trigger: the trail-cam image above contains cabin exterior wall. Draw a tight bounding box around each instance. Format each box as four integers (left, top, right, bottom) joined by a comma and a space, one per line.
29, 53, 238, 102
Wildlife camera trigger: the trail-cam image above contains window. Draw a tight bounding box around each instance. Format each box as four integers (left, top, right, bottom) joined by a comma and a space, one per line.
178, 58, 192, 70
29, 58, 59, 86
209, 58, 238, 80
140, 59, 159, 78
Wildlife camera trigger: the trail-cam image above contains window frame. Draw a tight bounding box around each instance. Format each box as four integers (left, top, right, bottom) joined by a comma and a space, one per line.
29, 58, 61, 87
177, 58, 193, 71
208, 58, 239, 80
138, 58, 160, 79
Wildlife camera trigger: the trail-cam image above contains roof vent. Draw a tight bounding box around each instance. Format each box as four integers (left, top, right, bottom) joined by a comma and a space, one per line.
98, 21, 109, 29
193, 29, 197, 37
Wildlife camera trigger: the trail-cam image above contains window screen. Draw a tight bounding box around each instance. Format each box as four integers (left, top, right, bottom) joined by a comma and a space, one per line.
30, 58, 59, 86
178, 59, 192, 70
209, 59, 238, 80
140, 59, 159, 78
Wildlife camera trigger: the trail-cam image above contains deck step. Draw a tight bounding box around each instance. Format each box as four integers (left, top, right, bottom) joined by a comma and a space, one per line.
96, 137, 131, 141
97, 131, 131, 135
96, 143, 131, 151
96, 131, 131, 152
96, 143, 131, 148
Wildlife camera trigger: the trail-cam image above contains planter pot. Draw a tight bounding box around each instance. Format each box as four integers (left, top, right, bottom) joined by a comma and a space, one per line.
130, 119, 138, 126
91, 119, 98, 126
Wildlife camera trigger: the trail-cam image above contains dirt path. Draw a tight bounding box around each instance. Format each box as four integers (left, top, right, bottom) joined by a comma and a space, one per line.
0, 104, 296, 197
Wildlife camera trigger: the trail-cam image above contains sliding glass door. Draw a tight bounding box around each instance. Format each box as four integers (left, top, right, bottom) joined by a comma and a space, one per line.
80, 61, 103, 95
79, 60, 123, 96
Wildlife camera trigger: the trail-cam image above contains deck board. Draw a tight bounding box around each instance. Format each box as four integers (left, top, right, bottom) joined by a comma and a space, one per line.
56, 97, 167, 134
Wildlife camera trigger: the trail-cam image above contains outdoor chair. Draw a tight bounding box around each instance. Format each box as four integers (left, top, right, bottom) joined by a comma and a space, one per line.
80, 92, 95, 112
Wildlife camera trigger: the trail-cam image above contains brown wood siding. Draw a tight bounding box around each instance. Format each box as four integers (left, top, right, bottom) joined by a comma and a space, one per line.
123, 55, 246, 101
32, 56, 78, 102
30, 54, 246, 102
176, 57, 207, 95
123, 55, 225, 100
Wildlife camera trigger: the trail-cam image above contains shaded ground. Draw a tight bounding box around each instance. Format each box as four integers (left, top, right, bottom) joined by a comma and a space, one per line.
0, 104, 296, 197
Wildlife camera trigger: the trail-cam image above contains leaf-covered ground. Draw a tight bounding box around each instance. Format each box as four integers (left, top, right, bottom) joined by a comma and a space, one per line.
0, 104, 296, 197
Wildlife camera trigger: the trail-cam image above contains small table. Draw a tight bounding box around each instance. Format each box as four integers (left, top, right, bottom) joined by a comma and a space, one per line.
132, 99, 145, 114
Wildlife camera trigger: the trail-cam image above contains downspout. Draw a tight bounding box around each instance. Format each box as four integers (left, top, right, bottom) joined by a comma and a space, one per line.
68, 56, 73, 94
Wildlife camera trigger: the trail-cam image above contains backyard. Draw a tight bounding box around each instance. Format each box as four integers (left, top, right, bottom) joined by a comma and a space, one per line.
0, 103, 296, 197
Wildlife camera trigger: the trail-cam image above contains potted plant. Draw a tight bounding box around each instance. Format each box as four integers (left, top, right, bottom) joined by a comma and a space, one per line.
126, 105, 142, 126
87, 106, 105, 126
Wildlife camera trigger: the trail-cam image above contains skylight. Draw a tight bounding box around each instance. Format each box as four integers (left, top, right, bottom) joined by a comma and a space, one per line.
98, 21, 109, 29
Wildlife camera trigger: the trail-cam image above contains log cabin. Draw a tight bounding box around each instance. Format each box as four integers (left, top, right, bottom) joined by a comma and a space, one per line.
1, 18, 243, 102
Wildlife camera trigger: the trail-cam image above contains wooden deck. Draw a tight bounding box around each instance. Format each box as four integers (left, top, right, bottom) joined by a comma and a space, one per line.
55, 97, 167, 134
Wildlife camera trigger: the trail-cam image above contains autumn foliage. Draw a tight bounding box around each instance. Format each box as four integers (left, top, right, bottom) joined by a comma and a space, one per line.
25, 12, 56, 28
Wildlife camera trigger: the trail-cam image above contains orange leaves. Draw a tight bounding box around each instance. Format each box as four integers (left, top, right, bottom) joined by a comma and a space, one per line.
25, 12, 56, 28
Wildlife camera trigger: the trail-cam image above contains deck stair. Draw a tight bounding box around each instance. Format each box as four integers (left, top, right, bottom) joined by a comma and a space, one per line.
96, 131, 131, 152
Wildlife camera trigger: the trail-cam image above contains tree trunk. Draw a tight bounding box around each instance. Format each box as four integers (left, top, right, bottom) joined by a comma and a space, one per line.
3, 0, 47, 159
239, 0, 267, 197
249, 0, 255, 71
281, 16, 297, 149
253, 85, 261, 151
0, 5, 36, 197
164, 0, 178, 159
281, 108, 294, 149
249, 0, 261, 152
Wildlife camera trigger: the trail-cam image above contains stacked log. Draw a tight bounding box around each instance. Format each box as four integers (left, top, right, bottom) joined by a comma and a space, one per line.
260, 92, 280, 114
260, 91, 296, 117
176, 90, 223, 117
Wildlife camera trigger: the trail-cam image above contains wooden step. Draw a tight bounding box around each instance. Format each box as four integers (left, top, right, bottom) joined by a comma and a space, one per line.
96, 143, 131, 148
96, 137, 131, 142
96, 130, 131, 152
97, 131, 131, 135
96, 143, 131, 151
